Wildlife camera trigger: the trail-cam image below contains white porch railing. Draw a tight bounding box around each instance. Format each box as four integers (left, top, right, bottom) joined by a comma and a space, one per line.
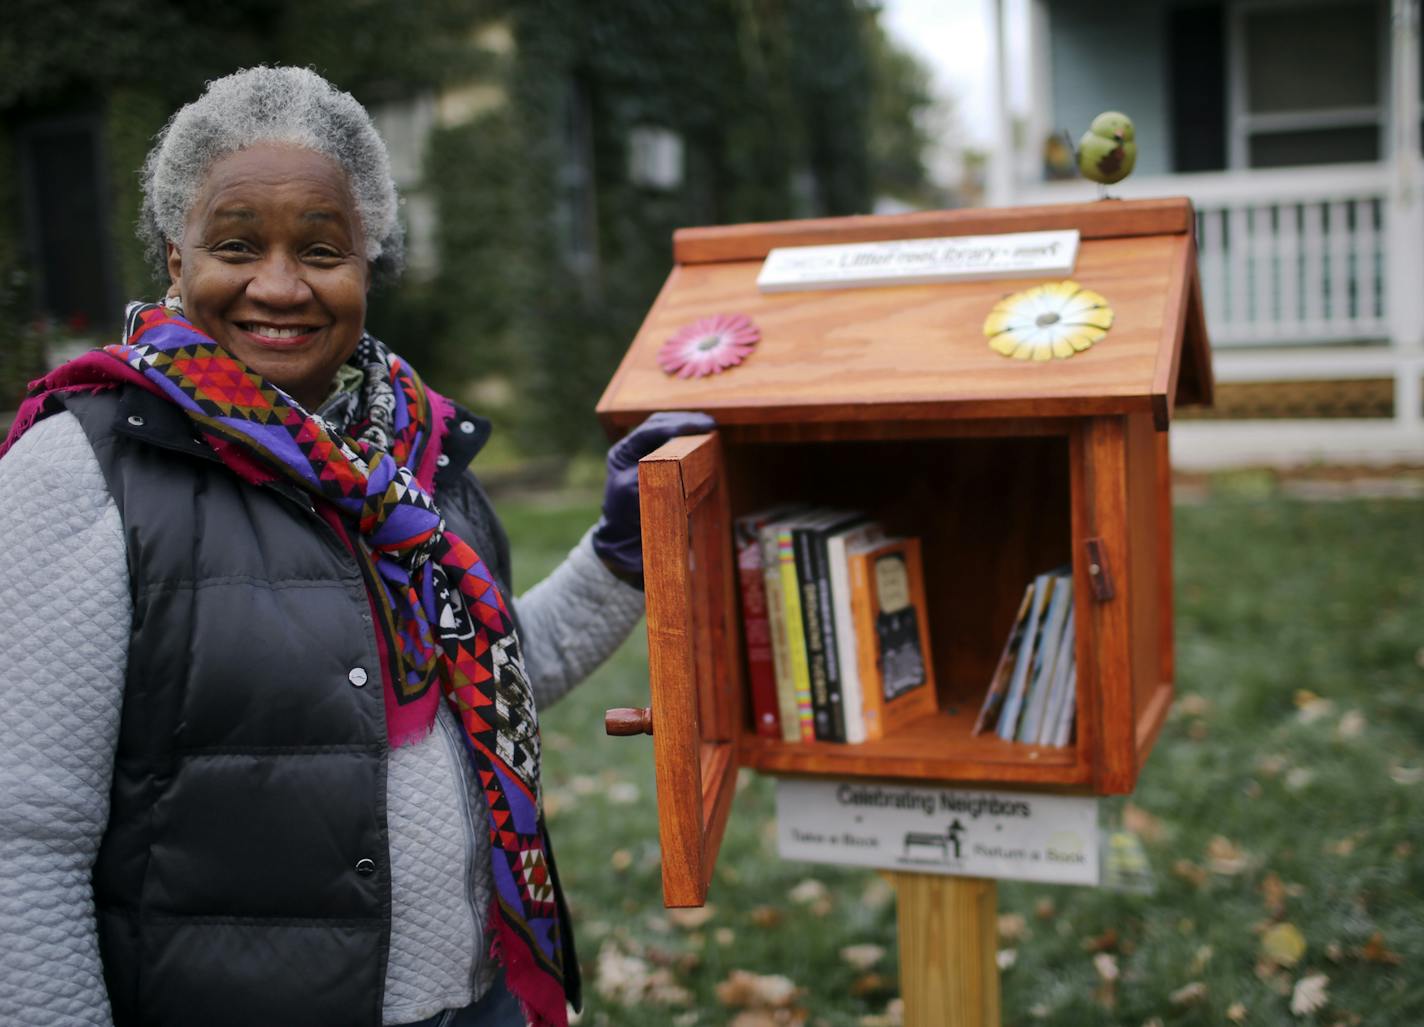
1016, 163, 1396, 348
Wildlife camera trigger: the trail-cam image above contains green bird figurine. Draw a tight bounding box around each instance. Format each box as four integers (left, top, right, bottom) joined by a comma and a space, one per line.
1077, 111, 1136, 198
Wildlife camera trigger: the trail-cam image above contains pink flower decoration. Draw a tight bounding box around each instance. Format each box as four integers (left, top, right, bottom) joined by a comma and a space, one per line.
658, 313, 760, 378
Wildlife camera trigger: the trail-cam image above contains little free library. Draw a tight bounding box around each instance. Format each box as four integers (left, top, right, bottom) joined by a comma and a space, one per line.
598, 197, 1214, 912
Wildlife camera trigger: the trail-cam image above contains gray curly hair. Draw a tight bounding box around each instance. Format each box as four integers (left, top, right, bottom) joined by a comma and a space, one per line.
139, 66, 404, 282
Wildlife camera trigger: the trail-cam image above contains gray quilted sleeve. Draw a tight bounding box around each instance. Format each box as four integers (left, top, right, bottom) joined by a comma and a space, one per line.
514, 529, 645, 710
0, 412, 126, 1027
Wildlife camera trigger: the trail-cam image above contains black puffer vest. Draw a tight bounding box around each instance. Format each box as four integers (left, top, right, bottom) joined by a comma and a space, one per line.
61, 384, 564, 1027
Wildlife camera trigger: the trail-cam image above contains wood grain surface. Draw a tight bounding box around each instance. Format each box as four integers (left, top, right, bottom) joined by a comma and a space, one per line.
673, 198, 1194, 263
893, 874, 1001, 1027
599, 234, 1201, 429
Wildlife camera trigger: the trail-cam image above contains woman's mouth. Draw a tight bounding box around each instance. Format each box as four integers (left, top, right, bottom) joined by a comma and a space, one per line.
236, 322, 321, 347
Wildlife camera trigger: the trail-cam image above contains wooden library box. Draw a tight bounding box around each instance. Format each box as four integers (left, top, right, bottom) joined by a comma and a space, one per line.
596, 198, 1214, 906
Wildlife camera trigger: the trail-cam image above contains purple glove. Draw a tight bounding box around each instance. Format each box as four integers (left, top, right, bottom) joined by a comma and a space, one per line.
592, 411, 717, 583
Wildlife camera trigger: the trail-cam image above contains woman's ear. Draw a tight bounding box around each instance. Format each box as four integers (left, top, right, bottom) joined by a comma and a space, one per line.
165, 240, 183, 290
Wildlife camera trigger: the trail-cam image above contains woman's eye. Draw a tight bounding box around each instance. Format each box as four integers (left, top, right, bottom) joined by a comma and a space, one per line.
212, 240, 255, 257
306, 245, 344, 262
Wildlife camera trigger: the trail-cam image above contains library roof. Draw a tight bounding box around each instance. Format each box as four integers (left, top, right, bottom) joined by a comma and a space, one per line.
596, 198, 1213, 433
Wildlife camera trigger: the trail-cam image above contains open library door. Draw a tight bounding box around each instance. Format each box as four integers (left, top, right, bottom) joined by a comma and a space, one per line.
617, 431, 742, 907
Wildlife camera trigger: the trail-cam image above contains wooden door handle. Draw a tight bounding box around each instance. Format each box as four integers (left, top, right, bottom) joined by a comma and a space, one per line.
605, 707, 654, 736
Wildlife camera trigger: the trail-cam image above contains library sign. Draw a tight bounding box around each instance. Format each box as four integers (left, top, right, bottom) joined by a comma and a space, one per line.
776, 778, 1099, 886
756, 229, 1080, 293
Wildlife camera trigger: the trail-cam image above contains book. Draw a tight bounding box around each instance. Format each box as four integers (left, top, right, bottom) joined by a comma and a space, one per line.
826, 520, 887, 743
1017, 572, 1073, 744
794, 511, 864, 741
996, 572, 1053, 741
776, 511, 844, 742
759, 510, 811, 742
733, 505, 801, 739
972, 582, 1035, 736
1037, 607, 1077, 746
848, 536, 937, 738
1050, 660, 1078, 747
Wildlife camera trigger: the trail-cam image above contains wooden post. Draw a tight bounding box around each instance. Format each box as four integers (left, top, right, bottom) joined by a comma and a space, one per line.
892, 873, 1001, 1027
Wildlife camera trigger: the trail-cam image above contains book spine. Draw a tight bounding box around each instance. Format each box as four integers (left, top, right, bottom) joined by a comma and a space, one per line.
848, 551, 884, 740
794, 528, 835, 741
778, 530, 816, 741
761, 529, 801, 742
812, 531, 847, 742
828, 533, 866, 744
735, 520, 781, 739
997, 576, 1048, 741
877, 537, 937, 736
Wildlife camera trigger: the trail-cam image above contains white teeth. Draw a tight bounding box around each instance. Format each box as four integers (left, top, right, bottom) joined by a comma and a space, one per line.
243, 324, 309, 339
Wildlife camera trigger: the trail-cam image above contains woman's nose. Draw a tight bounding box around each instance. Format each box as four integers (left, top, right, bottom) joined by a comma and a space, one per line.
245, 253, 314, 308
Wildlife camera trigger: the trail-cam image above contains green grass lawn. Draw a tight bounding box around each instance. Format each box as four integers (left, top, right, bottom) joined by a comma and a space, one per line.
500, 490, 1424, 1026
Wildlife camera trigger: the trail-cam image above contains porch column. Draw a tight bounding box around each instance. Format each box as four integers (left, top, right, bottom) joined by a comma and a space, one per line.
1388, 0, 1424, 436
1023, 0, 1053, 188
988, 0, 1015, 206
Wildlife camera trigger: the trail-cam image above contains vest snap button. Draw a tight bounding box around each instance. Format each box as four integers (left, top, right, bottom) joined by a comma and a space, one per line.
348, 667, 368, 687
126, 414, 145, 427
459, 420, 475, 434
355, 858, 376, 876
436, 454, 450, 468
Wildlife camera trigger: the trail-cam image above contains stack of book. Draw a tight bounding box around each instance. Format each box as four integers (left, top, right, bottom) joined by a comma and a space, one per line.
972, 568, 1077, 746
734, 506, 937, 744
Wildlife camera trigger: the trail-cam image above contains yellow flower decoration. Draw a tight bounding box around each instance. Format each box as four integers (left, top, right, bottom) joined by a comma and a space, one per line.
983, 280, 1114, 361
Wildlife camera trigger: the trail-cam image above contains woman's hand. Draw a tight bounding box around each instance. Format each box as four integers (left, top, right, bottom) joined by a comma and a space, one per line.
591, 411, 716, 586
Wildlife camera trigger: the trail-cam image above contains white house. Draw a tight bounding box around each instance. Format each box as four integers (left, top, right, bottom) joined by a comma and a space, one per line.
988, 0, 1424, 468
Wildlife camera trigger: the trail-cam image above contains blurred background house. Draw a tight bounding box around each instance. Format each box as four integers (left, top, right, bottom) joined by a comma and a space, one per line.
990, 0, 1424, 468
0, 0, 942, 462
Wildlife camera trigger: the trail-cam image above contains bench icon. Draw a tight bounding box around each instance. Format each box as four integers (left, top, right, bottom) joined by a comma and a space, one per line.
901, 819, 966, 862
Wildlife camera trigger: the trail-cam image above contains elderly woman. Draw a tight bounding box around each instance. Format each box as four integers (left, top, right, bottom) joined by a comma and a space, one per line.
0, 67, 707, 1027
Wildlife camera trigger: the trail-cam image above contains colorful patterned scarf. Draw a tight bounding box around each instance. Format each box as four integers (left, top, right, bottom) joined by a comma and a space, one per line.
2, 304, 568, 1027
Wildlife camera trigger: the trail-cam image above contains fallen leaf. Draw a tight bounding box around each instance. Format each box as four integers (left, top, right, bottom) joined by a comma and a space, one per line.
569, 775, 598, 796
998, 913, 1029, 942
1034, 897, 1057, 920
715, 969, 801, 1009
715, 927, 735, 947
1257, 753, 1288, 778
1177, 692, 1212, 717
668, 906, 715, 930
1262, 872, 1288, 916
1262, 923, 1307, 967
1188, 719, 1209, 741
809, 896, 833, 918
606, 781, 641, 804
1325, 836, 1356, 857
1336, 710, 1366, 739
1122, 803, 1165, 843
788, 879, 828, 905
729, 1012, 805, 1027
671, 1012, 699, 1027
1226, 1001, 1248, 1022
1142, 1019, 1165, 1027
1358, 931, 1403, 965
750, 906, 783, 929
1291, 973, 1329, 1016
839, 944, 886, 971
1028, 1003, 1051, 1019
1173, 859, 1208, 888
996, 948, 1017, 970
1170, 981, 1207, 1007
1389, 763, 1424, 785
861, 875, 895, 912
1395, 841, 1415, 859
1285, 767, 1315, 792
1207, 836, 1250, 875
1325, 941, 1345, 963
850, 972, 891, 997
609, 849, 633, 872
1093, 952, 1119, 982
1191, 945, 1214, 973
1081, 928, 1119, 953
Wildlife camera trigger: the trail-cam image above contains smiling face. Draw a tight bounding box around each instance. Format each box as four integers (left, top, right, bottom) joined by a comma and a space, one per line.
167, 143, 370, 409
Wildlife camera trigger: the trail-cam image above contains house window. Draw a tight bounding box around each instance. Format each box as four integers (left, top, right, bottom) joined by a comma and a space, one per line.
1232, 0, 1385, 168
554, 76, 599, 283
627, 126, 684, 190
18, 114, 118, 333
